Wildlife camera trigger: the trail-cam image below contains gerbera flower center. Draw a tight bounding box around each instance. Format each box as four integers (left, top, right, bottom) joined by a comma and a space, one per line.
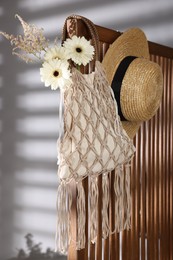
54, 55, 60, 59
76, 47, 82, 53
53, 70, 59, 77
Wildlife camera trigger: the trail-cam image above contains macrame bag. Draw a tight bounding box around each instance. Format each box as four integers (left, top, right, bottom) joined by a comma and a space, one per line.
56, 15, 135, 254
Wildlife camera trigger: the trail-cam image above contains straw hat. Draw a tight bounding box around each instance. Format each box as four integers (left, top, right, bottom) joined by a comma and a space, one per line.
102, 28, 163, 139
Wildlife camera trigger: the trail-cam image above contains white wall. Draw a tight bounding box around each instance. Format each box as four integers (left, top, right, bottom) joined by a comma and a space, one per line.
0, 0, 173, 259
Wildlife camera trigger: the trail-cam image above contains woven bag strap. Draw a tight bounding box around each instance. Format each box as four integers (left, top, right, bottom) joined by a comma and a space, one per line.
62, 14, 100, 61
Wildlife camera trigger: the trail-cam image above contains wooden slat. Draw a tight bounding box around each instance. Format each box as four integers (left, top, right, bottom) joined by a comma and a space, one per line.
140, 122, 147, 260
137, 123, 141, 259
164, 57, 170, 260
158, 56, 163, 260
157, 58, 163, 259
152, 99, 158, 259
96, 175, 102, 260
110, 171, 119, 260
130, 141, 136, 260
169, 59, 173, 260
162, 56, 168, 260
122, 230, 131, 259
77, 178, 89, 260
166, 58, 172, 260
90, 243, 96, 260
154, 55, 160, 260
103, 175, 110, 260
68, 182, 77, 260
122, 230, 126, 259
130, 134, 140, 260
104, 236, 109, 260
148, 101, 155, 258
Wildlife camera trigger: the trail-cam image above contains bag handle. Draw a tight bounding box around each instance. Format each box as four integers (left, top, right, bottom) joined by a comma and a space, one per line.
62, 14, 100, 62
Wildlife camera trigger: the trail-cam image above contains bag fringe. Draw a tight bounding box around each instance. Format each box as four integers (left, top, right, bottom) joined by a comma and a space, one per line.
55, 166, 131, 253
55, 181, 72, 254
114, 165, 124, 232
89, 176, 98, 244
123, 164, 132, 230
102, 173, 110, 239
76, 181, 86, 250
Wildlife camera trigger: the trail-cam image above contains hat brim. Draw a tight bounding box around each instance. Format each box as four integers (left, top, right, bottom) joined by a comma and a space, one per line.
102, 28, 150, 138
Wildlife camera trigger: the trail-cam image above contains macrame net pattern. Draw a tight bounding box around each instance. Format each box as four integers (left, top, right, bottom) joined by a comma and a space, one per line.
56, 61, 135, 254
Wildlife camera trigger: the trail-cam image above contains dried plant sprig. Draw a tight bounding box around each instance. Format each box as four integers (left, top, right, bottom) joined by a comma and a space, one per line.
12, 51, 35, 63
0, 14, 49, 63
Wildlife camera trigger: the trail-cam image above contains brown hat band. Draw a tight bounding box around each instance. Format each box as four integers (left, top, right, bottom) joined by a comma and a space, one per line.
111, 56, 137, 121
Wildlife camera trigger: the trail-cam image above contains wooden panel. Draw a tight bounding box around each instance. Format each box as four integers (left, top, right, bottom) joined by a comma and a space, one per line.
65, 18, 173, 260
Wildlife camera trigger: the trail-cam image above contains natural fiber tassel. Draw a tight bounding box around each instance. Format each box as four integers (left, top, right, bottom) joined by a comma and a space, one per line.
102, 173, 110, 239
89, 176, 98, 243
114, 165, 124, 232
55, 181, 72, 254
123, 164, 132, 230
76, 181, 86, 250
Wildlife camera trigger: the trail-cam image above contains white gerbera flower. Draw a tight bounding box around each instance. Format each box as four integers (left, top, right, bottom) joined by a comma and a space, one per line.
44, 46, 68, 61
63, 35, 95, 66
40, 59, 72, 91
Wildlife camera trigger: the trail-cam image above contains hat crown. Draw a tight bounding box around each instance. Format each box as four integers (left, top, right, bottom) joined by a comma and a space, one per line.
121, 58, 163, 122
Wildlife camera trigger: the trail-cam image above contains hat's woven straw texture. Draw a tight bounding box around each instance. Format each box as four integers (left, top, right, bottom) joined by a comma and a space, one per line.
121, 58, 163, 121
102, 28, 163, 138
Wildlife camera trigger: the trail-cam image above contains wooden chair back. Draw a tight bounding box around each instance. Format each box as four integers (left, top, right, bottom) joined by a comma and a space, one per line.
65, 18, 173, 260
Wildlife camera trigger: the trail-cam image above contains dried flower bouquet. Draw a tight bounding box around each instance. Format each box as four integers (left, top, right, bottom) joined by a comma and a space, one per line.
0, 15, 95, 91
